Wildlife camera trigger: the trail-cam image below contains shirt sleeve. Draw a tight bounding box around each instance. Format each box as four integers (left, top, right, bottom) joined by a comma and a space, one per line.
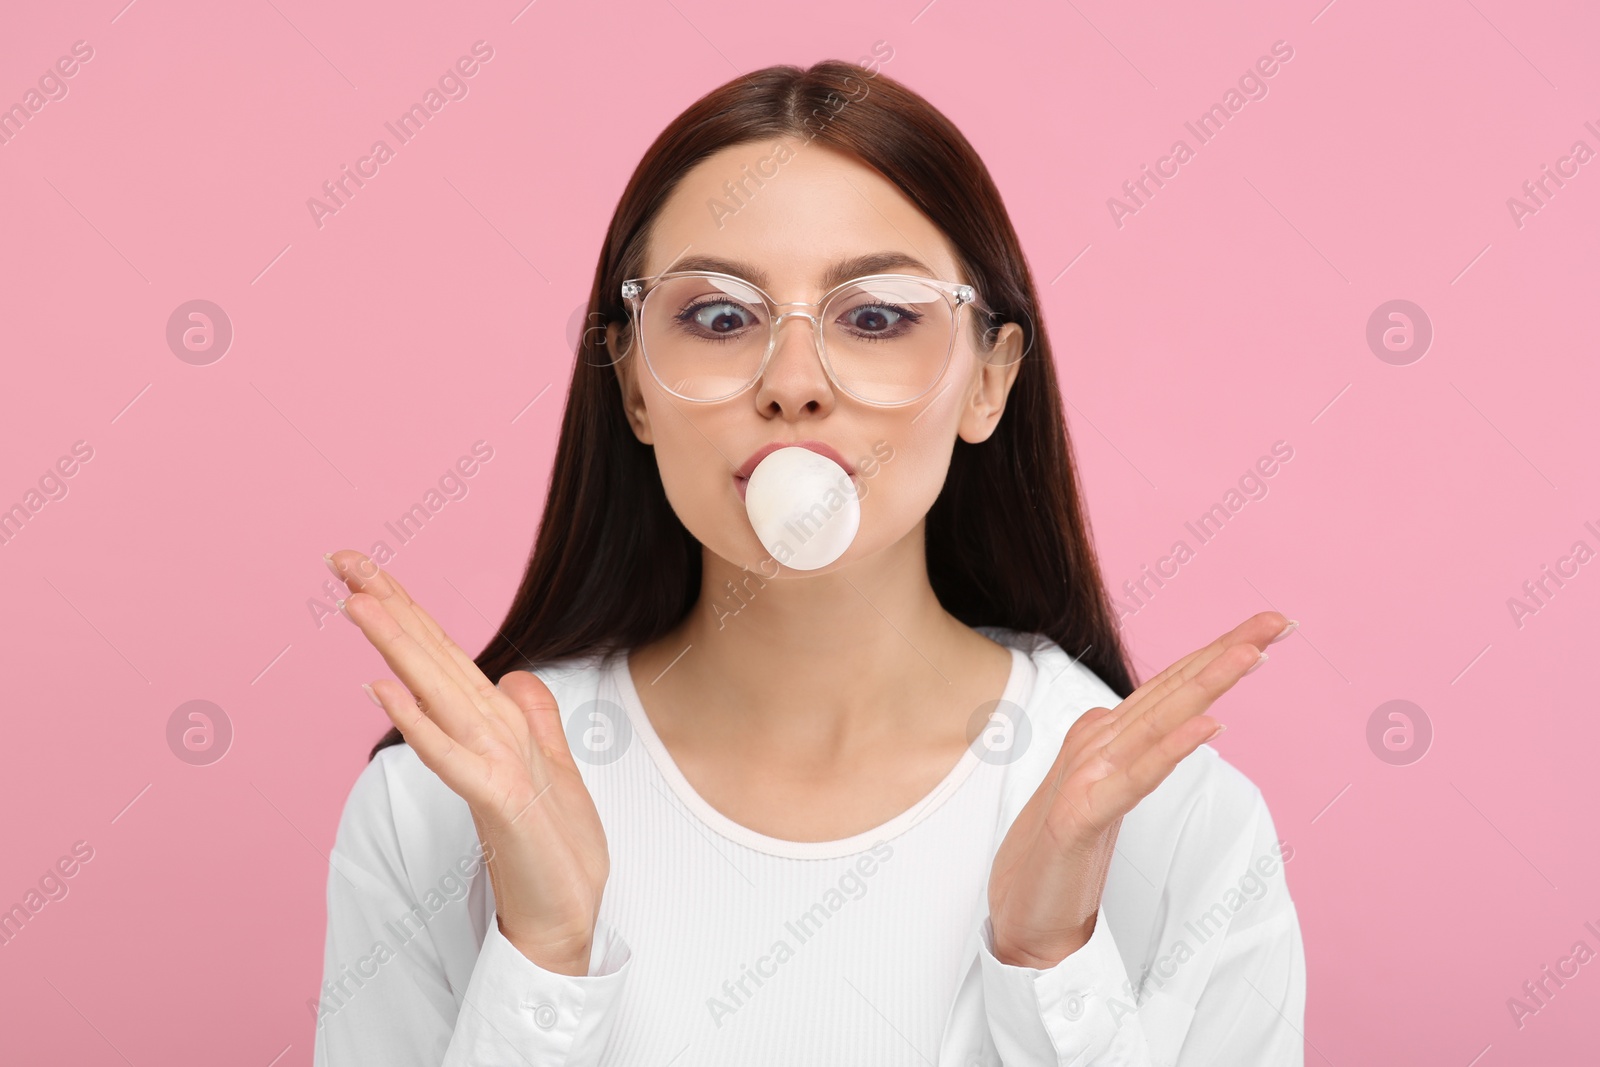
440, 916, 633, 1065
974, 784, 1306, 1065
311, 750, 635, 1067
977, 907, 1154, 1064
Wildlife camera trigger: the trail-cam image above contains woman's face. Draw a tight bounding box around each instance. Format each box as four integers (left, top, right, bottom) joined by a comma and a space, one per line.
610, 137, 1023, 579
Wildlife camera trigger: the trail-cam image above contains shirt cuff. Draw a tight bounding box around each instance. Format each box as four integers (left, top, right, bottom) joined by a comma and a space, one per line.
978, 909, 1142, 1065
443, 916, 633, 1067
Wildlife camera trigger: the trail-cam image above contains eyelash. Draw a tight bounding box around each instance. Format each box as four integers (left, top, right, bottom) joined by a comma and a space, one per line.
672, 301, 925, 343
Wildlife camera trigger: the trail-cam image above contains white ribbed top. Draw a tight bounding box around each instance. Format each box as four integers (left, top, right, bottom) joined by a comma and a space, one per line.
577, 643, 1028, 1063
608, 640, 1025, 859
312, 626, 1307, 1067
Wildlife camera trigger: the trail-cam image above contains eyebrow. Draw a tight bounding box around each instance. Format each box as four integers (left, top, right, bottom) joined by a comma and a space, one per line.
661, 252, 939, 294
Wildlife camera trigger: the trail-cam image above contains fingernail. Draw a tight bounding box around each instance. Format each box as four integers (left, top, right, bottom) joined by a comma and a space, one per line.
1270, 619, 1299, 644
1207, 723, 1228, 743
325, 553, 344, 582
337, 597, 351, 620
1244, 651, 1268, 675
362, 683, 383, 708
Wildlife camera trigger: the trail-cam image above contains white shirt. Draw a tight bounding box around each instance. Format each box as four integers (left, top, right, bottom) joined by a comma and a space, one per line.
312, 626, 1305, 1066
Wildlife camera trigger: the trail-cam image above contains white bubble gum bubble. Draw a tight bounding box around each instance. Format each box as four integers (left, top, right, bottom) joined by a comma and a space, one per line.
743, 446, 861, 571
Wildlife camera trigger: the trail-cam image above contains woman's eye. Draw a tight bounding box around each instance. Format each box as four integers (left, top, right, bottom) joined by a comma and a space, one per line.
844, 304, 908, 334
691, 302, 754, 333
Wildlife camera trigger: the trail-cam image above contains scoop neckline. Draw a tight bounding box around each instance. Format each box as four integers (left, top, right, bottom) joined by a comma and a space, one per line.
609, 642, 1033, 860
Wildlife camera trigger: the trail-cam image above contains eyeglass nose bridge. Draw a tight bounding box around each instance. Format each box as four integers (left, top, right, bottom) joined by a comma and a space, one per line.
771, 307, 822, 326
756, 306, 833, 387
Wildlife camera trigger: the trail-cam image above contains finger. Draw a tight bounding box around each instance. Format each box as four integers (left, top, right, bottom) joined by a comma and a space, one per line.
1101, 642, 1260, 768
340, 550, 454, 652
1122, 714, 1222, 797
332, 553, 550, 784
343, 590, 496, 751
1018, 707, 1118, 835
329, 552, 464, 678
329, 551, 506, 724
1114, 611, 1286, 725
498, 671, 578, 774
334, 551, 507, 709
1056, 711, 1129, 786
385, 572, 519, 708
367, 678, 493, 806
1089, 713, 1222, 819
1111, 611, 1288, 731
1049, 706, 1123, 787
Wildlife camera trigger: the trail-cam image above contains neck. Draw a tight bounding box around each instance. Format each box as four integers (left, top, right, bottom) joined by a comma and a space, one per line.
643, 520, 966, 741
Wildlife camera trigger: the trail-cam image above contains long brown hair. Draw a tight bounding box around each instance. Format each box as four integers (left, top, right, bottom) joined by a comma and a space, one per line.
370, 60, 1137, 760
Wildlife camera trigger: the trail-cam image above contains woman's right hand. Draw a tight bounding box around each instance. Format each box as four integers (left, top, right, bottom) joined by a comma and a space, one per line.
326, 550, 609, 977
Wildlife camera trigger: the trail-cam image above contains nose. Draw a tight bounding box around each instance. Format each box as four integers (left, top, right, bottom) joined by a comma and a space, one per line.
753, 310, 836, 418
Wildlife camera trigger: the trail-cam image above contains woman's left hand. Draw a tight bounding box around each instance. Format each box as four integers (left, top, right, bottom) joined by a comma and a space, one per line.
986, 611, 1294, 969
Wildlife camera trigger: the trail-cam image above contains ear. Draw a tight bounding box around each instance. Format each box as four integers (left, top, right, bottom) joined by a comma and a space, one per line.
608, 321, 654, 445
957, 321, 1025, 445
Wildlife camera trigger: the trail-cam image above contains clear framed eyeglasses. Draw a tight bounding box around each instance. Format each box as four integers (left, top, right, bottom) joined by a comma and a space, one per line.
618, 269, 986, 406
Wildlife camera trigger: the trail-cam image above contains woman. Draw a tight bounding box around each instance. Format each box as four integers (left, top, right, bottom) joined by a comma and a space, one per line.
313, 60, 1305, 1065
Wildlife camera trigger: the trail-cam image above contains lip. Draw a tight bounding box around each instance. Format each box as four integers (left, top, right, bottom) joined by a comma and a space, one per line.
734, 440, 856, 500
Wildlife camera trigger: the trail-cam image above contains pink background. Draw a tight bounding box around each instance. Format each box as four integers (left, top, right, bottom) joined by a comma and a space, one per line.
3, 0, 1596, 1062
